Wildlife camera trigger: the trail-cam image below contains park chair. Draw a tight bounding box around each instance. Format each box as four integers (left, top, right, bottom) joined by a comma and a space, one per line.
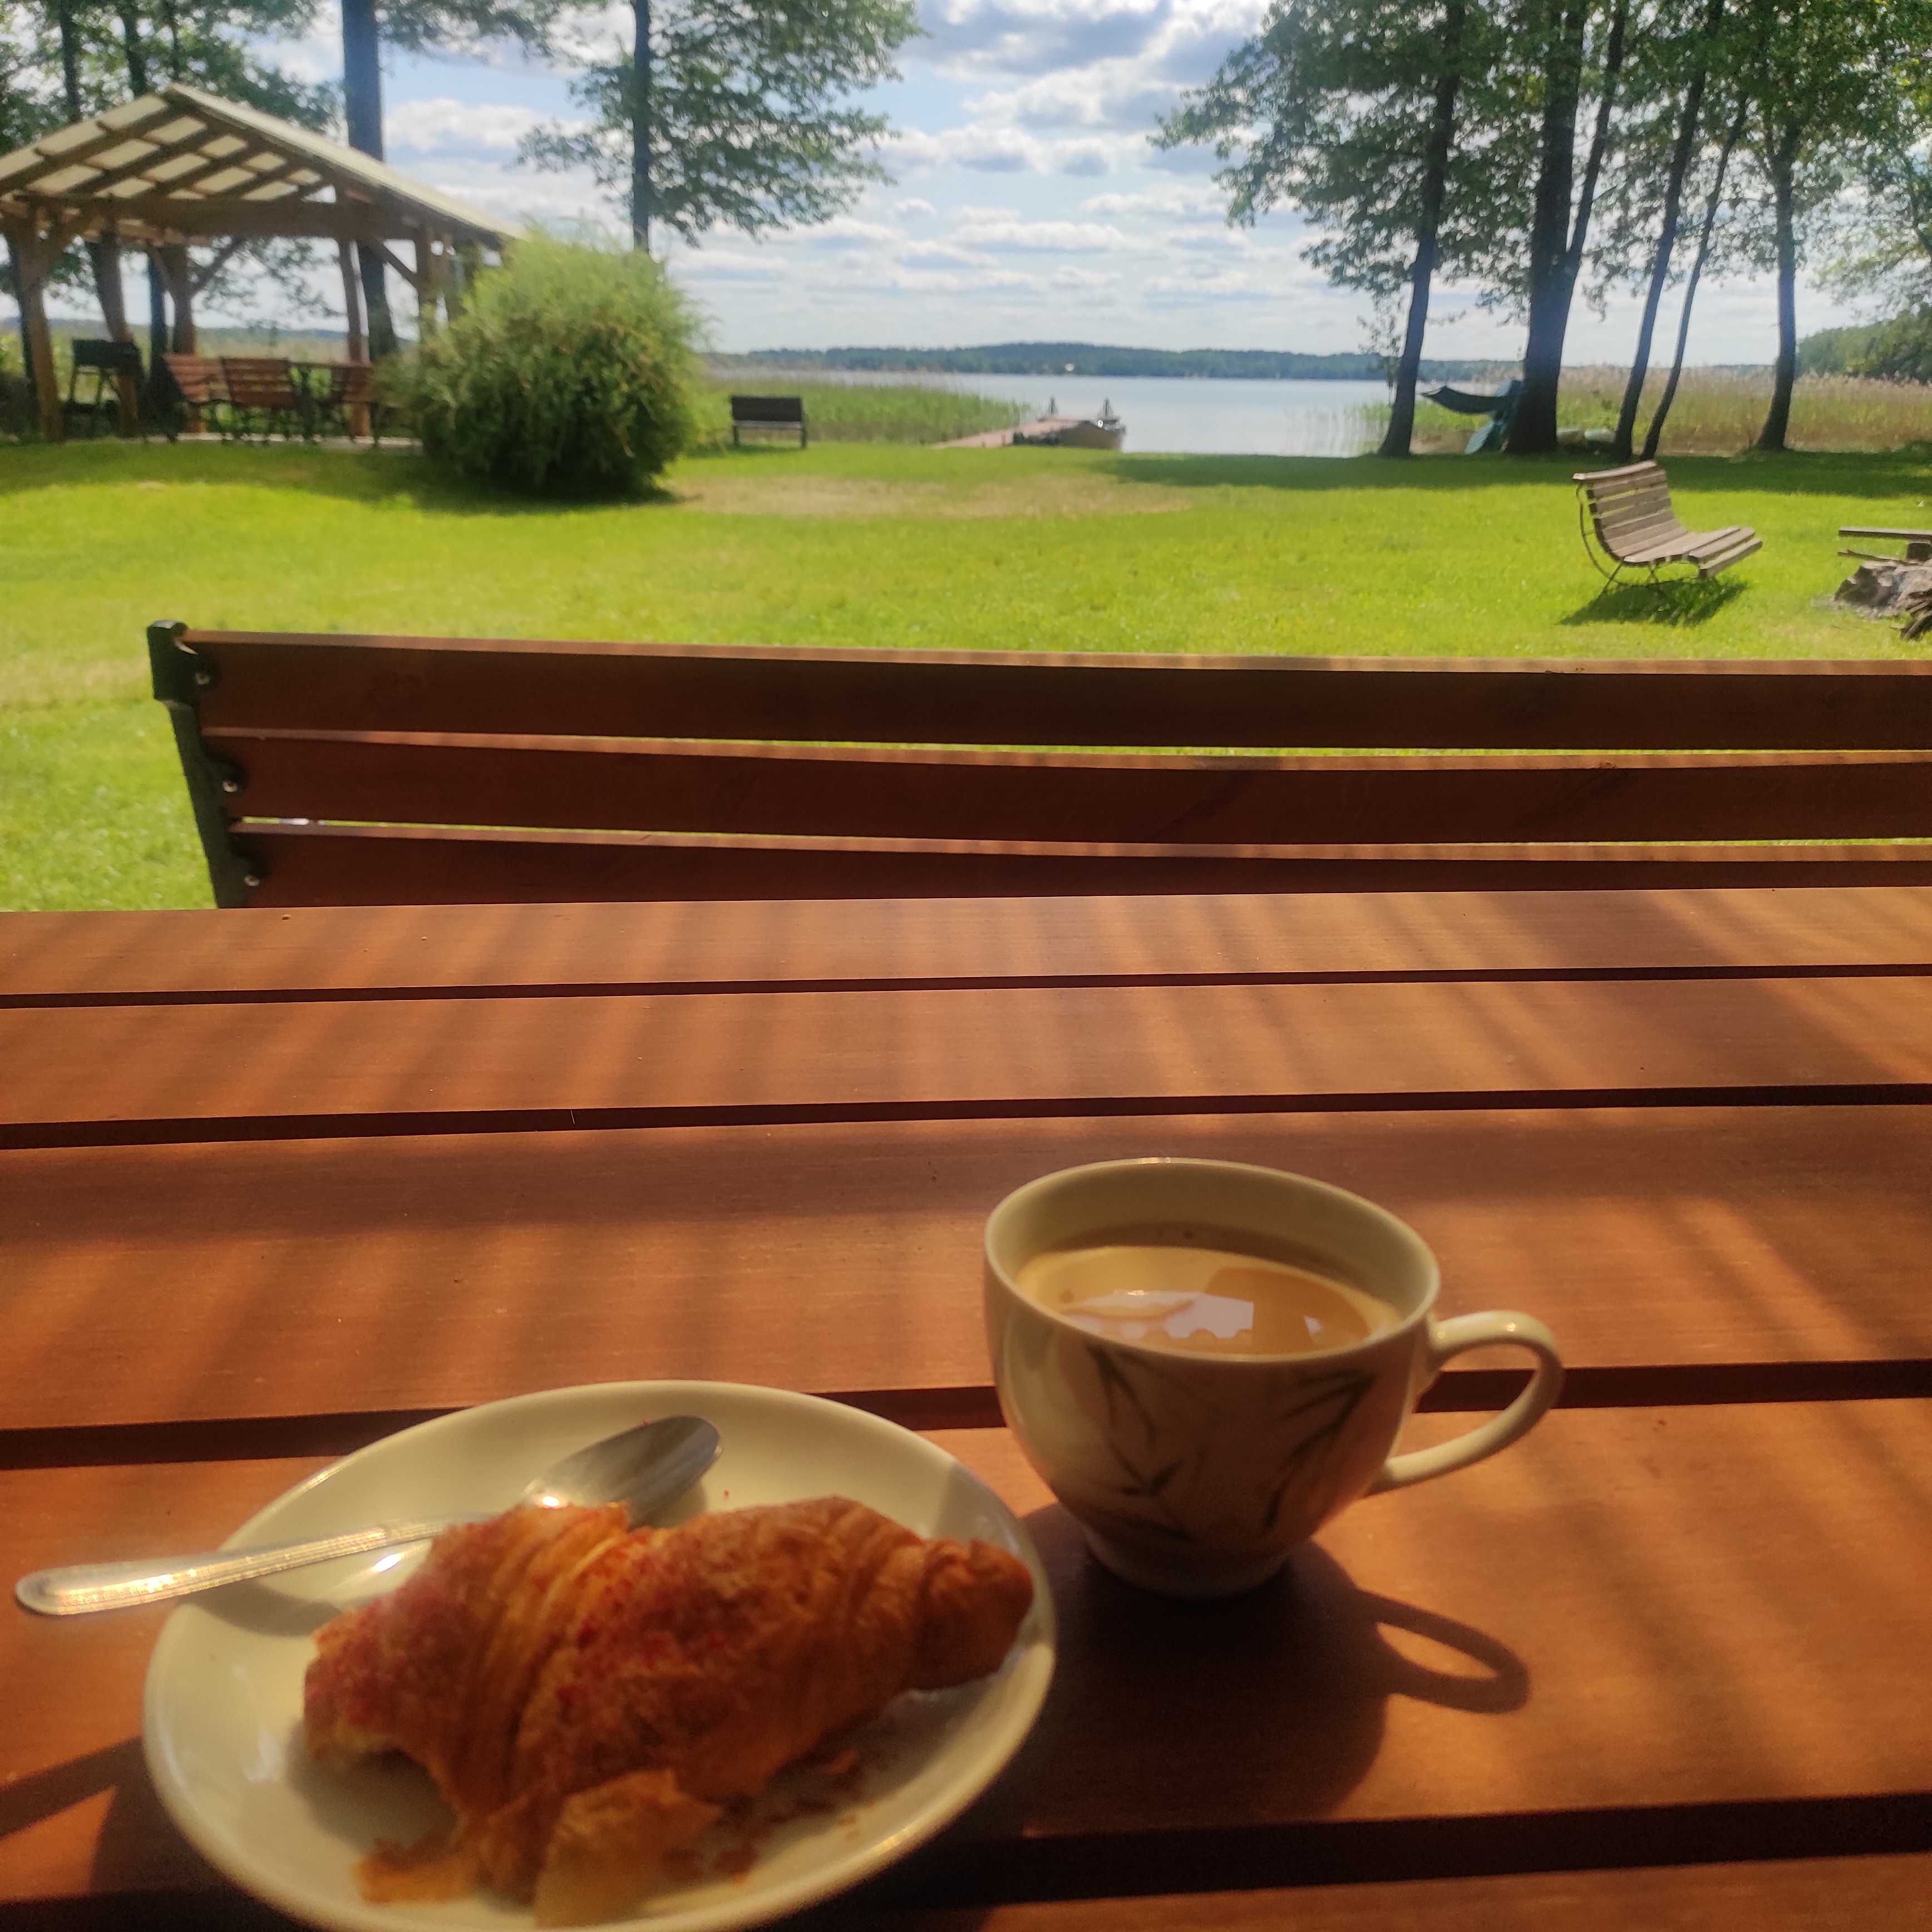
219, 357, 302, 440
1575, 461, 1761, 584
731, 395, 808, 447
148, 622, 1932, 908
161, 353, 229, 436
308, 361, 384, 443
65, 339, 143, 438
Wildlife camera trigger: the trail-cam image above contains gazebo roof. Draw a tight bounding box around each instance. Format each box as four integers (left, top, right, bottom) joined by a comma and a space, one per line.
0, 81, 518, 249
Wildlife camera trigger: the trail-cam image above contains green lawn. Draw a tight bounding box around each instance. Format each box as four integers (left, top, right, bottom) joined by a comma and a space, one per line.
4, 438, 1929, 910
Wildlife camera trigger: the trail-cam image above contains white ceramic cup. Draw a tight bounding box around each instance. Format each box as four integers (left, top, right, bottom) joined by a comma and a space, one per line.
984, 1158, 1563, 1598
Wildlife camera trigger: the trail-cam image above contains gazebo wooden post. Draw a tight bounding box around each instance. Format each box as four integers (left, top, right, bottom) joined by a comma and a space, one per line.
412, 232, 443, 338
161, 245, 196, 352
6, 223, 64, 442
338, 238, 367, 362
337, 236, 371, 438
95, 228, 139, 435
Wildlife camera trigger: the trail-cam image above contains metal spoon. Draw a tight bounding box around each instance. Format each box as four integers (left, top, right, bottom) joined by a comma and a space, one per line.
15, 1414, 721, 1618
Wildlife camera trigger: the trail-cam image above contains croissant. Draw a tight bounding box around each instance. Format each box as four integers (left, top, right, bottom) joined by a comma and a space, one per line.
304, 1496, 1034, 1926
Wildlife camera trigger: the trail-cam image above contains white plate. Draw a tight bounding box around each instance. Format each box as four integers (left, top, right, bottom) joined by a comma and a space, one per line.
144, 1381, 1056, 1932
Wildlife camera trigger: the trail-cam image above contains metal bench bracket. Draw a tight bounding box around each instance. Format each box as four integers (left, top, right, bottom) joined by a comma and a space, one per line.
147, 620, 263, 907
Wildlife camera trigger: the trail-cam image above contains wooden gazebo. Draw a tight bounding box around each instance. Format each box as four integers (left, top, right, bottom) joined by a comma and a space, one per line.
0, 81, 517, 440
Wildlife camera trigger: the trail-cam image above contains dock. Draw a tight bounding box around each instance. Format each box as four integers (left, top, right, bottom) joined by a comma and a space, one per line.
939, 416, 1083, 448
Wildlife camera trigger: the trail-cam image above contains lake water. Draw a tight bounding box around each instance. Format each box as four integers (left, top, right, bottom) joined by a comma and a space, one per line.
812, 370, 1393, 456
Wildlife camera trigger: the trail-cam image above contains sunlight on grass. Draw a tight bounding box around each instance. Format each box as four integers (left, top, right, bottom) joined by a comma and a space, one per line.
3, 437, 1928, 909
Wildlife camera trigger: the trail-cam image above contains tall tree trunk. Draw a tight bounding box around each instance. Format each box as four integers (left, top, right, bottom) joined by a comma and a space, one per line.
631, 0, 653, 249
1613, 0, 1722, 459
7, 231, 38, 414
1506, 2, 1589, 454
1755, 119, 1803, 452
114, 3, 172, 409
1643, 101, 1746, 460
56, 0, 130, 345
1381, 0, 1467, 458
342, 0, 398, 357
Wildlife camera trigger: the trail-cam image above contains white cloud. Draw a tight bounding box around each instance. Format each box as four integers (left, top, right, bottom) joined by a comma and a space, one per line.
895, 197, 939, 219
953, 212, 1131, 252
385, 97, 550, 157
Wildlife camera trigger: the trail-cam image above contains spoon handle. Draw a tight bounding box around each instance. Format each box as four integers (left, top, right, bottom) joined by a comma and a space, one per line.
14, 1518, 470, 1616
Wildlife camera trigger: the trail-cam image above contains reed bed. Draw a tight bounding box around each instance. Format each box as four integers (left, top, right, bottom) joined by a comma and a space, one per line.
693, 379, 1028, 447
1403, 368, 1932, 456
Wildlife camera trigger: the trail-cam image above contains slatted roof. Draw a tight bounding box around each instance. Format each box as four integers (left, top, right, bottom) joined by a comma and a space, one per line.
0, 81, 516, 248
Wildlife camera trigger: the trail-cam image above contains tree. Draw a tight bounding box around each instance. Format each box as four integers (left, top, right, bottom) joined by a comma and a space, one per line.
1607, 0, 1729, 459
1739, 0, 1932, 451
525, 0, 918, 253
1155, 0, 1489, 459
1499, 0, 1632, 454
339, 0, 561, 352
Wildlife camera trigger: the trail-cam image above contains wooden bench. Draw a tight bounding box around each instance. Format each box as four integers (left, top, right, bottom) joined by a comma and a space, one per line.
219, 356, 302, 438
731, 394, 807, 447
161, 352, 228, 435
1840, 526, 1932, 562
1576, 461, 1761, 583
148, 623, 1932, 906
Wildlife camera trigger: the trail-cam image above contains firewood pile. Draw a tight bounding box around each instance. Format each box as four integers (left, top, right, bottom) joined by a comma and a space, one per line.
1831, 560, 1932, 639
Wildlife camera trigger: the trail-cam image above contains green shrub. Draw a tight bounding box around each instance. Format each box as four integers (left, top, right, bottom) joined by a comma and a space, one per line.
387, 238, 702, 497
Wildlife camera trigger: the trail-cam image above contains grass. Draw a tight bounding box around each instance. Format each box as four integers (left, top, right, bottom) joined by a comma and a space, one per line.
692, 379, 1028, 447
3, 436, 1929, 909
1408, 369, 1932, 456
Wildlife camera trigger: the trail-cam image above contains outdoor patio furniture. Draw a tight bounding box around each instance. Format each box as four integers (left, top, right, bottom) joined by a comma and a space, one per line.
62, 338, 143, 438
4, 884, 1931, 1927
298, 359, 383, 442
731, 393, 807, 446
1575, 459, 1761, 582
147, 622, 1932, 908
159, 352, 228, 435
1839, 525, 1932, 562
218, 356, 302, 438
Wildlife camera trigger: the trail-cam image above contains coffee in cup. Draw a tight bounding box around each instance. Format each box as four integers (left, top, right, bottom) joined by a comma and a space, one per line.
1014, 1224, 1399, 1358
985, 1159, 1562, 1598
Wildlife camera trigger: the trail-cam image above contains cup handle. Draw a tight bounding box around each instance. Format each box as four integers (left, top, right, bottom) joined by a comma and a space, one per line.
1368, 1312, 1563, 1494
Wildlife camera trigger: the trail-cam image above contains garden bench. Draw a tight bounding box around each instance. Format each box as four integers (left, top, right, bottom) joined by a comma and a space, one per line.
161, 352, 228, 435
149, 623, 1932, 906
1576, 461, 1761, 583
219, 357, 302, 438
731, 394, 807, 447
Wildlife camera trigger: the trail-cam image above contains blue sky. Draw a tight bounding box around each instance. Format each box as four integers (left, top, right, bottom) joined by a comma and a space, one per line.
234, 0, 1851, 361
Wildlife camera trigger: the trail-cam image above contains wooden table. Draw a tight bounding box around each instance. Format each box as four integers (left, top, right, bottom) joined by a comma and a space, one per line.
3, 888, 1930, 1930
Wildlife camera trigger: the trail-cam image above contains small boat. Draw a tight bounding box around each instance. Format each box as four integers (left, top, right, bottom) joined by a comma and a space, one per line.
1012, 398, 1126, 452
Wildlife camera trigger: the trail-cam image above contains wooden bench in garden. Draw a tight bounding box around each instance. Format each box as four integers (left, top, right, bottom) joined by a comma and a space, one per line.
219, 357, 303, 438
149, 622, 1932, 906
161, 352, 228, 434
731, 394, 807, 447
1576, 460, 1761, 583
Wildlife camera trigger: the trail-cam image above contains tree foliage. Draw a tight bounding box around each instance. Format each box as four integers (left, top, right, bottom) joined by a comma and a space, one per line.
1155, 0, 1494, 455
387, 235, 701, 496
525, 0, 918, 249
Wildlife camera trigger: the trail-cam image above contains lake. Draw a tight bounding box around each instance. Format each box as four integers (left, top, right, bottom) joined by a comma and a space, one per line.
811, 369, 1394, 456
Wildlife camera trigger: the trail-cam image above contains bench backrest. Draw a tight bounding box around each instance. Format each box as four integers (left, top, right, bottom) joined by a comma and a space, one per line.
149, 623, 1932, 906
220, 357, 297, 409
731, 394, 806, 425
162, 353, 226, 406
1576, 461, 1688, 558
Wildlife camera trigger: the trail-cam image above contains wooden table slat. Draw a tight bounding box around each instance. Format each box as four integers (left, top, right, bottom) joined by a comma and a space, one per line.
7, 975, 1932, 1141
2, 1107, 1930, 1433
3, 1406, 1928, 1906
7, 890, 1932, 1002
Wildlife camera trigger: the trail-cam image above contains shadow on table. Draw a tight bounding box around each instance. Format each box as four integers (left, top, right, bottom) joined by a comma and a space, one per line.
864, 1502, 1527, 1917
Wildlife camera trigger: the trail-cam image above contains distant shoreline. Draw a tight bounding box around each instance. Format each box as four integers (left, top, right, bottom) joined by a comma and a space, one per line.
712, 343, 1777, 383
